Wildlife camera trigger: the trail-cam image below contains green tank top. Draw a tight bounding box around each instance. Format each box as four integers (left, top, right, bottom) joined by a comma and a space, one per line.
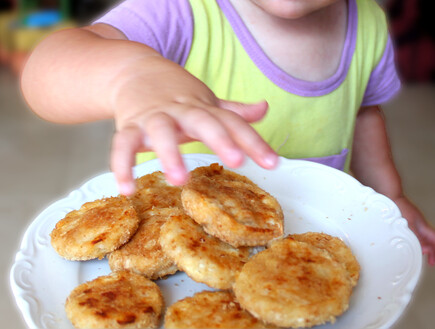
137, 0, 392, 172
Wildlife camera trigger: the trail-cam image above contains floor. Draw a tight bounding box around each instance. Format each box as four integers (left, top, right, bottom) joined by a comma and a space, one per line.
1, 66, 434, 328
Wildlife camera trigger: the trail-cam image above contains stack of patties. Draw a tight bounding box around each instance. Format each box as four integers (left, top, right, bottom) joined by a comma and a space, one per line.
160, 164, 285, 328
161, 164, 360, 328
108, 171, 183, 280
160, 163, 284, 289
50, 171, 185, 328
50, 163, 360, 329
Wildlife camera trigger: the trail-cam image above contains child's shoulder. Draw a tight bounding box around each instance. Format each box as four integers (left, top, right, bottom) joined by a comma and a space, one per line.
354, 0, 390, 53
355, 0, 388, 28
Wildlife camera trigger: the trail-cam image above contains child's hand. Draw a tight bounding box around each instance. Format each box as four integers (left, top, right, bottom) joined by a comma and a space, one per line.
394, 196, 435, 266
109, 56, 278, 195
351, 105, 435, 266
20, 25, 277, 197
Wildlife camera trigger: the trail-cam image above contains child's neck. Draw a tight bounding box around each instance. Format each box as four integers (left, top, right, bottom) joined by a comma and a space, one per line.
229, 0, 348, 82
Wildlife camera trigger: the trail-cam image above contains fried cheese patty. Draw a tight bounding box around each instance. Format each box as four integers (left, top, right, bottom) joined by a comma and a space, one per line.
159, 213, 250, 289
291, 232, 360, 287
50, 196, 139, 260
164, 290, 276, 329
131, 171, 182, 216
234, 237, 353, 328
181, 164, 284, 247
65, 271, 164, 328
108, 208, 180, 280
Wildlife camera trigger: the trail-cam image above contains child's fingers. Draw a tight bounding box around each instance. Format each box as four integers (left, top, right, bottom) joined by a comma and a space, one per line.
111, 126, 144, 195
214, 108, 279, 169
218, 99, 268, 122
175, 108, 245, 168
422, 246, 435, 266
171, 103, 277, 170
144, 112, 188, 185
111, 98, 275, 194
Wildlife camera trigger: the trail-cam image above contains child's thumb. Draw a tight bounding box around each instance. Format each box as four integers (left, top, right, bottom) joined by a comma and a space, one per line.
218, 99, 269, 122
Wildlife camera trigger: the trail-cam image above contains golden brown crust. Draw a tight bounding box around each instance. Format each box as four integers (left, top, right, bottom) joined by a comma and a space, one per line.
181, 164, 284, 247
108, 208, 181, 280
159, 213, 250, 289
291, 232, 360, 287
50, 196, 140, 261
131, 171, 182, 217
188, 162, 255, 184
65, 271, 164, 328
233, 237, 353, 328
106, 172, 183, 279
164, 290, 277, 329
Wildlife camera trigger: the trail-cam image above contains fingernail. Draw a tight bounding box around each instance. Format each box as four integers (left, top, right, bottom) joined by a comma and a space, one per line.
119, 182, 136, 196
168, 168, 188, 185
143, 135, 153, 149
225, 149, 244, 165
263, 153, 279, 168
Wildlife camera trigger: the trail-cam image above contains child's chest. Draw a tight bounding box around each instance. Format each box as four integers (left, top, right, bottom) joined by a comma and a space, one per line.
233, 1, 348, 82
254, 27, 346, 82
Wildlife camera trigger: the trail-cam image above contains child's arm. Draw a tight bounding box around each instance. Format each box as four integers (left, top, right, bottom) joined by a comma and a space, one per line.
351, 105, 435, 265
21, 24, 278, 194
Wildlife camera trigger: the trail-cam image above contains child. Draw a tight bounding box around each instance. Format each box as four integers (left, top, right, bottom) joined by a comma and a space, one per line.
20, 0, 435, 265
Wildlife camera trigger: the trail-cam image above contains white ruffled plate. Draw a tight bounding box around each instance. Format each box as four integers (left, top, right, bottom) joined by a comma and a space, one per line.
10, 154, 422, 329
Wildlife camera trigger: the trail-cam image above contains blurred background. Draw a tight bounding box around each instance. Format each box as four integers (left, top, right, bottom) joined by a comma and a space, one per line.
1, 0, 434, 328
